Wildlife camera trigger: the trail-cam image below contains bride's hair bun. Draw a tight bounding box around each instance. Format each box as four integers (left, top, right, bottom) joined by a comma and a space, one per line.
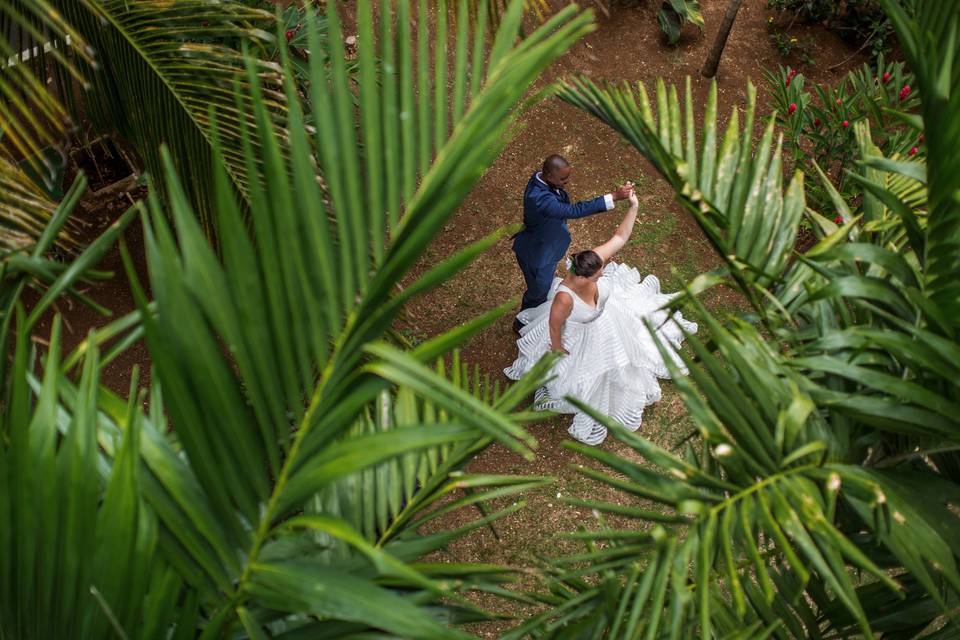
569, 250, 602, 278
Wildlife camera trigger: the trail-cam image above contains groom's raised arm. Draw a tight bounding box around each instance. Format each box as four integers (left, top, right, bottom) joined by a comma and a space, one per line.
534, 190, 614, 220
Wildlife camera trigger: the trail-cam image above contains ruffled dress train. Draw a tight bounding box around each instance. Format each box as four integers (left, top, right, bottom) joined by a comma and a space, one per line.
504, 262, 697, 445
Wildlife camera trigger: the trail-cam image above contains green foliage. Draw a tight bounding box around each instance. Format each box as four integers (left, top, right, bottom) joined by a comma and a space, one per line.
1, 0, 595, 637
767, 0, 896, 60
768, 30, 816, 65
534, 0, 960, 636
0, 0, 287, 245
559, 75, 805, 298
657, 0, 704, 46
55, 0, 287, 227
0, 0, 93, 252
765, 57, 922, 214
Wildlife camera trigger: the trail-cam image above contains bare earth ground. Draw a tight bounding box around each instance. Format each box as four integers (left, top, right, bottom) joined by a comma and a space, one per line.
38, 1, 866, 635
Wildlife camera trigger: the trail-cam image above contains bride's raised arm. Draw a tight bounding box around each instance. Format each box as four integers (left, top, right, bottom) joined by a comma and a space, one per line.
592, 187, 639, 263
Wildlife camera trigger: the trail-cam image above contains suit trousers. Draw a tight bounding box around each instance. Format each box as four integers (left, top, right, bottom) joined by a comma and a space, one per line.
516, 255, 555, 313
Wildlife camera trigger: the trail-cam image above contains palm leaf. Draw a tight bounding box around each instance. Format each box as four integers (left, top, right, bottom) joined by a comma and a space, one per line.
54, 0, 286, 227
1, 322, 184, 640
534, 3, 960, 638
558, 76, 805, 300
80, 0, 591, 634
0, 0, 92, 249
876, 0, 960, 334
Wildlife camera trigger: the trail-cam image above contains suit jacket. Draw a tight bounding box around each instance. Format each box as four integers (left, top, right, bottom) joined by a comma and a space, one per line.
513, 172, 611, 267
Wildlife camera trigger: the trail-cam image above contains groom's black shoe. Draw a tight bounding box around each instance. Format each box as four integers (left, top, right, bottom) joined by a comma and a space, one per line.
512, 317, 525, 337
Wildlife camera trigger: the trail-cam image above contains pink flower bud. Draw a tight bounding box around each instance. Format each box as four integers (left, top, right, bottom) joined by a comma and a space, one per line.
834, 215, 844, 224
787, 103, 797, 115
813, 118, 821, 127
899, 85, 911, 100
836, 98, 843, 106
285, 29, 294, 41
908, 146, 918, 156
882, 71, 891, 83
842, 120, 849, 128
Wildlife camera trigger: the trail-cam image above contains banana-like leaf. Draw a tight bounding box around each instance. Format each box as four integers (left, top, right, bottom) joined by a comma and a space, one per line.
657, 0, 704, 45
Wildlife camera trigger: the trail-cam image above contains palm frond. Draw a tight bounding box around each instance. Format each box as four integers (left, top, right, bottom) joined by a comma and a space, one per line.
537, 3, 960, 638
54, 0, 286, 227
60, 0, 591, 635
558, 76, 805, 297
0, 0, 92, 249
876, 0, 960, 334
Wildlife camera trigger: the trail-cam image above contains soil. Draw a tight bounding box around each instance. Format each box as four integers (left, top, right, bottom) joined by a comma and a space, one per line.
32, 1, 867, 636
66, 137, 135, 193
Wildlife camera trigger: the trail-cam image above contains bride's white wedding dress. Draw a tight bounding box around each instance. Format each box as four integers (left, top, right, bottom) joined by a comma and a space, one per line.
504, 262, 697, 445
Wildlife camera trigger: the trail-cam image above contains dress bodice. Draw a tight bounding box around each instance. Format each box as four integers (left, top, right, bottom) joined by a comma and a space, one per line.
556, 280, 609, 323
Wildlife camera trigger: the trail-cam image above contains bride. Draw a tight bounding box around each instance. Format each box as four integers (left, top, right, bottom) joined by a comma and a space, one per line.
504, 190, 697, 445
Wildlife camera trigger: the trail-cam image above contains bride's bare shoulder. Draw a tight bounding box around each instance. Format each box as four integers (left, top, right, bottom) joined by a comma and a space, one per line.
552, 289, 574, 309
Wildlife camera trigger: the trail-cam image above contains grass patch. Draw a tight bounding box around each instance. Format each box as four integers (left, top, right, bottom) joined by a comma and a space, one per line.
629, 211, 677, 247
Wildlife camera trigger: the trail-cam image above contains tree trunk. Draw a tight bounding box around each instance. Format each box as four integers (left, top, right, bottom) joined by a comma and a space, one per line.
701, 0, 744, 78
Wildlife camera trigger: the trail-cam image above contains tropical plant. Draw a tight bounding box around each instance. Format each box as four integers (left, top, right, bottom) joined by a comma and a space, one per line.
767, 0, 896, 61
2, 0, 596, 637
1, 0, 286, 244
511, 0, 960, 636
766, 56, 921, 213
0, 0, 91, 250
658, 0, 704, 45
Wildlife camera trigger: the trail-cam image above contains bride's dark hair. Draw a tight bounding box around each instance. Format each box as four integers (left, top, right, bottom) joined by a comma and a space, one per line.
569, 250, 603, 278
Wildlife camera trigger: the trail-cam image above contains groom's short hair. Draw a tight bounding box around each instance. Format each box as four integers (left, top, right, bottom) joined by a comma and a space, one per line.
542, 154, 570, 176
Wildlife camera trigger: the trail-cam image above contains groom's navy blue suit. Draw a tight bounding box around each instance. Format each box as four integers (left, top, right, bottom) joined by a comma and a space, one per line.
513, 172, 613, 311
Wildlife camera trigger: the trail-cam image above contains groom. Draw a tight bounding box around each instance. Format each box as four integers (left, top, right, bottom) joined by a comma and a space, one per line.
512, 154, 634, 334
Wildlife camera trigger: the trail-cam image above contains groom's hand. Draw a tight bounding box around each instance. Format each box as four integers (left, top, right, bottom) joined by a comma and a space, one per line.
613, 182, 635, 201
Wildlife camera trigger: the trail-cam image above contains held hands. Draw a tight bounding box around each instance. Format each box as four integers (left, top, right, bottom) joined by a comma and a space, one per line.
613, 181, 635, 201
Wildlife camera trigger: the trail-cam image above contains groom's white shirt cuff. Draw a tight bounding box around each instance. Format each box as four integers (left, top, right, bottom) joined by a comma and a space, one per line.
603, 194, 614, 210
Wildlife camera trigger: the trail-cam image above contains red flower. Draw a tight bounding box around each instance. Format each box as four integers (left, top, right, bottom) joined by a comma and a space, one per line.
836, 98, 843, 106
201, 20, 209, 27
882, 71, 891, 83
842, 120, 850, 128
908, 146, 918, 156
899, 85, 911, 100
788, 102, 797, 115
834, 215, 844, 225
285, 29, 294, 41
786, 77, 792, 87
813, 118, 822, 127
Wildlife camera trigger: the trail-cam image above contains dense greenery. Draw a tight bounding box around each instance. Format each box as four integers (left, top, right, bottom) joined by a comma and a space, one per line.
3, 0, 959, 638
0, 0, 593, 637
766, 55, 921, 216
767, 0, 896, 61
520, 0, 960, 636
